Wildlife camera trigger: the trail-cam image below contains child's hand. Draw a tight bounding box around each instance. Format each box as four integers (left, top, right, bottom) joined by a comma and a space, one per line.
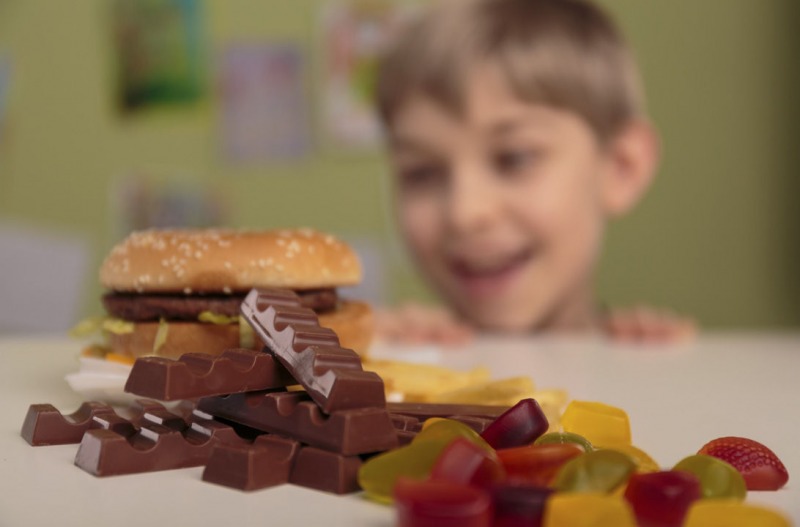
602, 306, 697, 343
374, 303, 475, 346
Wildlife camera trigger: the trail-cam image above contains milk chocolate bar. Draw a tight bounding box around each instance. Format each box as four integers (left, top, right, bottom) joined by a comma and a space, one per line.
387, 401, 510, 420
203, 435, 362, 494
22, 402, 118, 446
389, 412, 494, 435
240, 288, 385, 414
197, 390, 398, 456
203, 435, 299, 491
125, 348, 295, 401
75, 406, 248, 476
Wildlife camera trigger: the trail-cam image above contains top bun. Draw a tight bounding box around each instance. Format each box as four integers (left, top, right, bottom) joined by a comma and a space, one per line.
100, 228, 362, 293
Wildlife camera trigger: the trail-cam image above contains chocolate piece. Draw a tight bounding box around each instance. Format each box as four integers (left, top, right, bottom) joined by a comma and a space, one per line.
289, 446, 361, 494
240, 288, 385, 414
203, 435, 300, 491
387, 402, 509, 421
21, 402, 117, 446
197, 390, 398, 456
124, 348, 295, 401
75, 408, 247, 476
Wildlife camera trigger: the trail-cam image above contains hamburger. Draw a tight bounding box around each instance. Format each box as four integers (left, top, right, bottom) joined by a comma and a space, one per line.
95, 228, 373, 359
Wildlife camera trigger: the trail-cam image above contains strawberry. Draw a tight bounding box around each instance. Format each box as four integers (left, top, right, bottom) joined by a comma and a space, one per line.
697, 436, 789, 491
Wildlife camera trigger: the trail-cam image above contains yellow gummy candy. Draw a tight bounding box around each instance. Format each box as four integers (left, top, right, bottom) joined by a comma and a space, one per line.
544, 493, 637, 527
683, 501, 791, 527
561, 401, 631, 448
605, 444, 660, 473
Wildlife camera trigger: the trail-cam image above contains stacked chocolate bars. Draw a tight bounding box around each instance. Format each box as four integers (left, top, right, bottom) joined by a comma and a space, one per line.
21, 288, 507, 494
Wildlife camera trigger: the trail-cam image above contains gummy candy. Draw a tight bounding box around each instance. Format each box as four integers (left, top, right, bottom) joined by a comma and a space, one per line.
605, 444, 660, 473
683, 500, 791, 527
359, 419, 491, 503
429, 437, 505, 488
673, 454, 746, 500
553, 449, 636, 493
497, 444, 584, 487
394, 477, 492, 527
489, 483, 553, 527
534, 431, 593, 453
623, 471, 701, 527
480, 398, 548, 449
561, 401, 631, 448
543, 492, 637, 527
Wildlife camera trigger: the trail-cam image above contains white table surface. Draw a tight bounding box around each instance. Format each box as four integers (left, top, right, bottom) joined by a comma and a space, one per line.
1, 333, 798, 526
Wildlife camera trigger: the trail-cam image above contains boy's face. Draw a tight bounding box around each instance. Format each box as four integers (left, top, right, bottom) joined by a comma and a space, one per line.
387, 67, 616, 332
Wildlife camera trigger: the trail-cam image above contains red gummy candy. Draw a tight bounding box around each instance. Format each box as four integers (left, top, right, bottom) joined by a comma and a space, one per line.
490, 483, 553, 527
394, 477, 492, 527
697, 436, 789, 491
480, 399, 548, 450
429, 437, 506, 488
624, 471, 702, 527
497, 443, 583, 487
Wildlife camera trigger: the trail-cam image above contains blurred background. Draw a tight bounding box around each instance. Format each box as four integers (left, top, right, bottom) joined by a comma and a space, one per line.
0, 0, 798, 333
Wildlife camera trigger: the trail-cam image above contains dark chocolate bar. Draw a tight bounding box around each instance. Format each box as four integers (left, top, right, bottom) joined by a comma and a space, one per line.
240, 288, 385, 414
197, 390, 398, 456
203, 435, 299, 491
75, 405, 248, 476
21, 402, 117, 446
124, 348, 295, 401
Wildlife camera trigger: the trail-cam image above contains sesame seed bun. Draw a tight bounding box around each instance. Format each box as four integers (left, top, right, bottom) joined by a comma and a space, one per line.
100, 228, 362, 293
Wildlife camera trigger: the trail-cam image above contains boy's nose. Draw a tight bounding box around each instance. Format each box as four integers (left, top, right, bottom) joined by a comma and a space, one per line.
446, 165, 500, 234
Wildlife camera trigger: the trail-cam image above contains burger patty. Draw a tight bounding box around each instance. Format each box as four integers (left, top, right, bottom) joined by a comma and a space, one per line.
102, 288, 338, 322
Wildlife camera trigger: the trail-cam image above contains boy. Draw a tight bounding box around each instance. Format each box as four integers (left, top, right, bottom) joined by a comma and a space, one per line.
373, 0, 695, 343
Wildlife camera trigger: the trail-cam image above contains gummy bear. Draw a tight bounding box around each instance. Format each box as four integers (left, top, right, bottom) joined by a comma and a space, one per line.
561, 401, 631, 448
623, 471, 701, 527
490, 483, 553, 527
553, 449, 636, 493
683, 501, 791, 527
394, 477, 492, 527
480, 398, 549, 450
543, 493, 637, 527
429, 437, 505, 488
358, 419, 491, 503
498, 443, 584, 487
673, 454, 746, 500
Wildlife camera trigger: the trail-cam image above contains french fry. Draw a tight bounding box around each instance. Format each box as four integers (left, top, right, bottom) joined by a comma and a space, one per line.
362, 359, 490, 403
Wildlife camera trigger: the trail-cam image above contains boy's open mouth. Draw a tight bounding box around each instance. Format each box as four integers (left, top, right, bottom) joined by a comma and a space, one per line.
449, 246, 535, 297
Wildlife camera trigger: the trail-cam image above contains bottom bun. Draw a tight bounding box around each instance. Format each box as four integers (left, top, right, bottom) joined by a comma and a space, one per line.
108, 300, 374, 360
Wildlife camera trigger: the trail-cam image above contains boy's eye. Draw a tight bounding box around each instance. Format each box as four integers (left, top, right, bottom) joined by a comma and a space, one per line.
492, 149, 538, 175
397, 164, 447, 191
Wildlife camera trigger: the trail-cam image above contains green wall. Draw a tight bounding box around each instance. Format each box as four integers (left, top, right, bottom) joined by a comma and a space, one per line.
1, 0, 797, 328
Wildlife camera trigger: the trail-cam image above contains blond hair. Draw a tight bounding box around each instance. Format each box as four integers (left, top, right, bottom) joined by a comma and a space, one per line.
375, 0, 645, 141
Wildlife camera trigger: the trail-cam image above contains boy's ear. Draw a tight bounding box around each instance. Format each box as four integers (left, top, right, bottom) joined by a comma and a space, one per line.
601, 119, 660, 217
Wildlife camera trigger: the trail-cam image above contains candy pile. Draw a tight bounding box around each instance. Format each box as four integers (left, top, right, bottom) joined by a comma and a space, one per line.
359, 398, 791, 526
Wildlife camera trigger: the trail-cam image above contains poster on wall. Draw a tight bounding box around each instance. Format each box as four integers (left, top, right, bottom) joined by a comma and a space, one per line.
0, 55, 10, 145
218, 43, 311, 163
318, 0, 416, 151
111, 0, 206, 113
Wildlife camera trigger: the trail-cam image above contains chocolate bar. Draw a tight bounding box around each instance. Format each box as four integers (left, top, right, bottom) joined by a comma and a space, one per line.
240, 288, 385, 414
389, 412, 494, 435
75, 404, 248, 476
197, 390, 398, 456
203, 435, 362, 494
203, 435, 299, 491
22, 402, 118, 446
387, 401, 510, 420
124, 348, 295, 401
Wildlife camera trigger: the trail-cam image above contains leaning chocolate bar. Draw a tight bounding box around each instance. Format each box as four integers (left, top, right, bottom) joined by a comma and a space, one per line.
240, 288, 385, 414
125, 348, 295, 401
197, 390, 398, 456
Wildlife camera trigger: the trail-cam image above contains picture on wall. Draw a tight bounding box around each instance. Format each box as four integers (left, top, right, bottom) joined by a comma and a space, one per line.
111, 0, 206, 113
218, 43, 311, 163
318, 0, 417, 150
